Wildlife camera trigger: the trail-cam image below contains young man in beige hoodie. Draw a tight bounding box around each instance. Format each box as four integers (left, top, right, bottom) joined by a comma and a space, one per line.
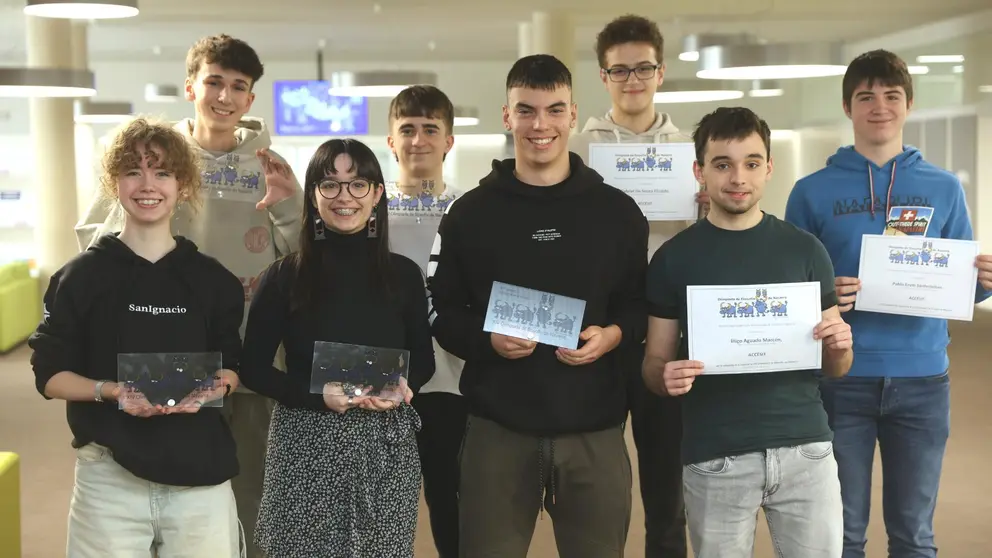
568, 14, 707, 558
74, 34, 303, 558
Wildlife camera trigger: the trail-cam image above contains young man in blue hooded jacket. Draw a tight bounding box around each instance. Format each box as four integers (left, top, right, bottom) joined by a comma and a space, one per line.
785, 49, 992, 558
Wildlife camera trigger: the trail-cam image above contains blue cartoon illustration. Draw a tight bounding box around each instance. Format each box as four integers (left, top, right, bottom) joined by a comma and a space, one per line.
720, 288, 787, 318
888, 240, 950, 267
615, 147, 676, 172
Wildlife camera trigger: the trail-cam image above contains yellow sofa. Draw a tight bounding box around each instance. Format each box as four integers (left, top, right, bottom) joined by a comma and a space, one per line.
0, 262, 40, 353
0, 452, 20, 558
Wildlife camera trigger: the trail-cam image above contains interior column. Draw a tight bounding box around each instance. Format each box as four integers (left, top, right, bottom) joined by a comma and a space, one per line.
26, 15, 80, 281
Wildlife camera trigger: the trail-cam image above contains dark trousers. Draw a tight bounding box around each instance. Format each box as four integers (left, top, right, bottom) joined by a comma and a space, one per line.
627, 343, 687, 557
412, 391, 468, 558
458, 415, 632, 558
221, 392, 274, 558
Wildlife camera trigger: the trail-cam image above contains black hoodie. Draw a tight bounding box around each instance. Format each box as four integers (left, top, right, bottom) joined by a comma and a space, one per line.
427, 152, 649, 435
28, 234, 245, 487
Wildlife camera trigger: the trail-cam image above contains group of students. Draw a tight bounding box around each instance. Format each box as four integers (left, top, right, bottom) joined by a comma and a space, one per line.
25, 12, 992, 558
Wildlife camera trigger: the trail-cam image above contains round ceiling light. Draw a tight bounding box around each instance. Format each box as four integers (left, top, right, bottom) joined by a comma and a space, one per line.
24, 0, 138, 19
453, 106, 479, 127
680, 33, 756, 62
144, 83, 180, 103
75, 100, 133, 124
654, 79, 744, 104
747, 79, 784, 97
697, 42, 847, 80
328, 71, 437, 98
0, 67, 95, 98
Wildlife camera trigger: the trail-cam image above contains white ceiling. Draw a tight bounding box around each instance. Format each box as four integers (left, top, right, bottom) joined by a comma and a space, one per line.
0, 0, 989, 63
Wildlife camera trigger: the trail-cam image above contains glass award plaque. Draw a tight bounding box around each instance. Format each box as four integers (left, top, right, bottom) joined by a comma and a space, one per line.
116, 352, 224, 410
310, 341, 410, 402
483, 281, 587, 349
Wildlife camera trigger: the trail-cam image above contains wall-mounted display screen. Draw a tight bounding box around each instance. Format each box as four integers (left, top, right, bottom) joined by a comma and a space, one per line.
273, 80, 369, 136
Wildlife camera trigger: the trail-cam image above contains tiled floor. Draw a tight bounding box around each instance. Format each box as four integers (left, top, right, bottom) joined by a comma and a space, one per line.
2, 317, 990, 557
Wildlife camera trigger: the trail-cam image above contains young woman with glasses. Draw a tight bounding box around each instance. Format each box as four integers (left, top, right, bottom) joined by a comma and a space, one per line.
239, 138, 434, 557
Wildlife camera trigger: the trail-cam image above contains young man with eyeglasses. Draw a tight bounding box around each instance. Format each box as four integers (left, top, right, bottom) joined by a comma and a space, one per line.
568, 14, 706, 557
428, 54, 648, 558
74, 34, 303, 558
384, 85, 465, 558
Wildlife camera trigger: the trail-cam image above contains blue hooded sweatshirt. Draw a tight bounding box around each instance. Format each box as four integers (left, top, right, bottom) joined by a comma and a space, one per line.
785, 145, 990, 378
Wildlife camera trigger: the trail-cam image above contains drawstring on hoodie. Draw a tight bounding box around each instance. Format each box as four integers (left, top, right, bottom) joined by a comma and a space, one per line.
868, 162, 896, 220
538, 437, 557, 517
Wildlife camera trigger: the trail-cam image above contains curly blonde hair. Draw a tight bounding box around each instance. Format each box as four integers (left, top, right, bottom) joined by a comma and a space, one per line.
100, 117, 203, 212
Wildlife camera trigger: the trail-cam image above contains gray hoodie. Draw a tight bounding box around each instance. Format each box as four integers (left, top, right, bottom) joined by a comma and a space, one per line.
568, 110, 701, 255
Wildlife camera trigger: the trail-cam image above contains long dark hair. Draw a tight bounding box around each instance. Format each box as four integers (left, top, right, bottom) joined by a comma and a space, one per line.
289, 138, 391, 310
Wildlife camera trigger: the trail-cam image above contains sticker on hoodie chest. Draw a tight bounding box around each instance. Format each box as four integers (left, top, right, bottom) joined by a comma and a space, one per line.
884, 206, 933, 236
199, 153, 263, 203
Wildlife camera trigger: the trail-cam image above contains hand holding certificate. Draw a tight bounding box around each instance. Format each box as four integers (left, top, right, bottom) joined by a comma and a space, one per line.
686, 282, 823, 375
856, 234, 980, 321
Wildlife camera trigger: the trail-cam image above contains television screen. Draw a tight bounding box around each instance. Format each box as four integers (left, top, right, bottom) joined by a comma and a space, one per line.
272, 80, 369, 136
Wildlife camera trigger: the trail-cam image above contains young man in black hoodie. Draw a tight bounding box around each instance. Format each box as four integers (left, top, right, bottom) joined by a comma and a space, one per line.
427, 53, 648, 558
29, 117, 246, 555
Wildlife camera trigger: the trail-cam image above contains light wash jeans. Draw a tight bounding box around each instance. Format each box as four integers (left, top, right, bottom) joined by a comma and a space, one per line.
65, 443, 243, 558
683, 441, 843, 558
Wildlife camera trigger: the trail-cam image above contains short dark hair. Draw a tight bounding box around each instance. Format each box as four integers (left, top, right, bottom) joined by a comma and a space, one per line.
842, 49, 913, 108
693, 107, 772, 165
594, 14, 664, 68
186, 34, 265, 88
388, 85, 455, 133
505, 54, 571, 93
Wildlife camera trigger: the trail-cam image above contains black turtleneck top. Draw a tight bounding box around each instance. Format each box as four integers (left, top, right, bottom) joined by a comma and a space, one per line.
239, 229, 435, 409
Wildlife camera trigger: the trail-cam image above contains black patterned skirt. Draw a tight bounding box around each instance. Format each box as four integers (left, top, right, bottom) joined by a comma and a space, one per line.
254, 402, 422, 558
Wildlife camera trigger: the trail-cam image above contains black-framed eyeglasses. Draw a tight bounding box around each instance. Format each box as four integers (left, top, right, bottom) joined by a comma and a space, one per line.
315, 179, 374, 200
604, 65, 660, 82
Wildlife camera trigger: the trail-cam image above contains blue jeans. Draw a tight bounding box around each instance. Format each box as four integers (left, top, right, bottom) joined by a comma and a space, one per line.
682, 442, 843, 558
819, 372, 951, 558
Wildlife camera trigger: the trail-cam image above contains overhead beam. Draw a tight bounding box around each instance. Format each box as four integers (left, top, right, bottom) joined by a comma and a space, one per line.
844, 8, 992, 59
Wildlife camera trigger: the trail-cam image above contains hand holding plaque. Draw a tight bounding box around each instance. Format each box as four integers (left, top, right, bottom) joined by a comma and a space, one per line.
117, 352, 225, 412
311, 341, 410, 413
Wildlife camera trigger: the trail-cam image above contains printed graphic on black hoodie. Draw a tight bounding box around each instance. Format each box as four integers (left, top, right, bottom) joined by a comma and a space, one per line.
427, 152, 649, 436
28, 234, 245, 487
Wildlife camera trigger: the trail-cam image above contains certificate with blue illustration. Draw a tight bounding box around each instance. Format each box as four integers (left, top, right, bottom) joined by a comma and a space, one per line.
587, 142, 698, 221
856, 234, 979, 321
483, 281, 587, 350
686, 282, 822, 374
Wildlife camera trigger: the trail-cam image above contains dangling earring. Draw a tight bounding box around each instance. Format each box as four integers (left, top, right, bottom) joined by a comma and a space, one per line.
368, 207, 378, 238
313, 216, 326, 240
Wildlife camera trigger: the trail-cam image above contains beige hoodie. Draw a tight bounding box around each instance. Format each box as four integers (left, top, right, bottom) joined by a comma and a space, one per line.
75, 115, 305, 330
568, 110, 701, 256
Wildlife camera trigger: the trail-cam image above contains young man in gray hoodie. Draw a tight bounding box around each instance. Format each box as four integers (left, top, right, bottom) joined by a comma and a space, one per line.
568, 14, 707, 558
74, 34, 304, 558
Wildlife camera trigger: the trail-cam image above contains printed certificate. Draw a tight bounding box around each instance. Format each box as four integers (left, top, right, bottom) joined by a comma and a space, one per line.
587, 142, 698, 221
856, 234, 979, 321
686, 282, 822, 374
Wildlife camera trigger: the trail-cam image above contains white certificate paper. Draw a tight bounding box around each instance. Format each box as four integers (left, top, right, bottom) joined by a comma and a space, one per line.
856, 234, 979, 321
686, 282, 822, 374
587, 142, 698, 221
483, 281, 587, 350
